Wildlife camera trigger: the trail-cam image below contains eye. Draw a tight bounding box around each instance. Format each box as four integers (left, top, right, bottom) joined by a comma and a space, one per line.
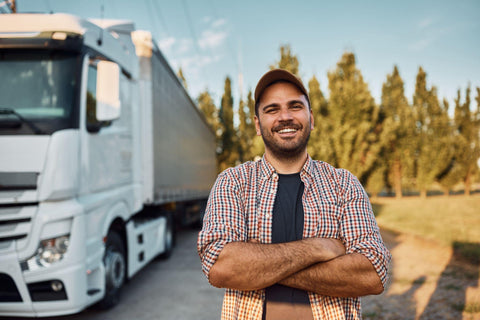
264, 107, 278, 114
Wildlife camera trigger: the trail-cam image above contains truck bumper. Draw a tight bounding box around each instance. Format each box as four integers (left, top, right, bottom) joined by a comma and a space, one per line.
0, 203, 95, 318
0, 255, 89, 317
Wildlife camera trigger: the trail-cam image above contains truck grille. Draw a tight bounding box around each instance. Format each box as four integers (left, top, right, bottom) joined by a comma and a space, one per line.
0, 203, 36, 250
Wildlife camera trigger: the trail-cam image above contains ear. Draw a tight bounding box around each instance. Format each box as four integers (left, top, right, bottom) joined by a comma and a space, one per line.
254, 116, 261, 136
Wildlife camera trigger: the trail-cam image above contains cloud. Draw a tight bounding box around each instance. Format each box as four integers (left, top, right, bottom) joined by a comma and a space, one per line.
409, 37, 435, 51
212, 18, 227, 28
198, 28, 227, 50
158, 37, 176, 54
418, 17, 435, 29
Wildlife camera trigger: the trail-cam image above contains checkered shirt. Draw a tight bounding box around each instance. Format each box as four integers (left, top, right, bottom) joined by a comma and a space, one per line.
197, 155, 391, 320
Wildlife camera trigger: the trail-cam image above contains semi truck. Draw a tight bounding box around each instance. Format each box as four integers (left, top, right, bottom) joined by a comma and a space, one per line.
0, 13, 217, 317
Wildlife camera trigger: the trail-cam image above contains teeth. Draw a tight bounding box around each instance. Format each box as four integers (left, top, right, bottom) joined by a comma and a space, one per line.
278, 128, 297, 133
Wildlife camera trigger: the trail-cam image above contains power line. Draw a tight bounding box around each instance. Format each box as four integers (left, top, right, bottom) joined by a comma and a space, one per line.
150, 0, 170, 37
181, 0, 202, 58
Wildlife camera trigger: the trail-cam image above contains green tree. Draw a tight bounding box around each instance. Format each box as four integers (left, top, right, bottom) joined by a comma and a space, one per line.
327, 52, 386, 186
269, 44, 300, 76
218, 76, 238, 171
307, 75, 334, 163
451, 87, 480, 195
247, 90, 265, 159
197, 90, 220, 170
237, 91, 259, 162
197, 90, 218, 133
412, 67, 454, 197
380, 66, 415, 198
177, 67, 188, 90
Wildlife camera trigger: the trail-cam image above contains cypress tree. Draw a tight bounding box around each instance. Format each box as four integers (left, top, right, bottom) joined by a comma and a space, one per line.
177, 67, 188, 90
247, 90, 264, 159
380, 66, 415, 198
197, 90, 218, 135
269, 44, 300, 76
197, 90, 220, 170
307, 75, 334, 163
218, 76, 238, 171
452, 87, 480, 195
237, 91, 260, 162
412, 67, 453, 197
327, 52, 385, 185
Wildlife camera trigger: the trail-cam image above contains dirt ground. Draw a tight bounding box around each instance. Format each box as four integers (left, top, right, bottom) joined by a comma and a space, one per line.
361, 230, 480, 320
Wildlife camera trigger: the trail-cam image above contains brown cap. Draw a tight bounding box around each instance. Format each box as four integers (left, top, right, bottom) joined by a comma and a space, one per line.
254, 69, 310, 106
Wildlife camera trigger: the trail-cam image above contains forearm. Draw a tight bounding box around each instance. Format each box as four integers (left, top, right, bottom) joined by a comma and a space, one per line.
279, 253, 384, 297
209, 238, 344, 291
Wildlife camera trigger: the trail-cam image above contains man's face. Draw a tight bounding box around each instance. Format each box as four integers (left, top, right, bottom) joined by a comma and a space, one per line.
255, 81, 314, 160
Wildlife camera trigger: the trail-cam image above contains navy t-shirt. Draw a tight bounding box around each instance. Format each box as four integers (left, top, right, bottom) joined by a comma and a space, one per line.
263, 173, 310, 318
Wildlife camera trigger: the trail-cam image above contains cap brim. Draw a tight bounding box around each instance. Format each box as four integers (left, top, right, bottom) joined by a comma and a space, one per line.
254, 69, 308, 103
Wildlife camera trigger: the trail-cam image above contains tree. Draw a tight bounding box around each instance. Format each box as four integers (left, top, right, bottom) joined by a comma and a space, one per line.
451, 87, 480, 195
327, 52, 386, 186
237, 91, 259, 162
247, 90, 265, 159
197, 90, 218, 133
197, 89, 221, 170
218, 76, 238, 171
380, 66, 415, 198
412, 67, 454, 197
269, 44, 300, 76
177, 67, 188, 90
307, 75, 334, 163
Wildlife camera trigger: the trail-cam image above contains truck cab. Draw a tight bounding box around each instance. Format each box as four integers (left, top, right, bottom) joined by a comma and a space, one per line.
0, 13, 216, 317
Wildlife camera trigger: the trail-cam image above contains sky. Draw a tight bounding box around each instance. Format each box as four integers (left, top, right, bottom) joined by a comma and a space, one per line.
13, 0, 480, 111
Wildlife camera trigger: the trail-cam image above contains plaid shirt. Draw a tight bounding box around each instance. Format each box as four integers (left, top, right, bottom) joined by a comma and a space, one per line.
198, 155, 391, 320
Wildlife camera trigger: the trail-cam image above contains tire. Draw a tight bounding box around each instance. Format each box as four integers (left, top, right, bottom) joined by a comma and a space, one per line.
158, 211, 175, 260
97, 231, 126, 309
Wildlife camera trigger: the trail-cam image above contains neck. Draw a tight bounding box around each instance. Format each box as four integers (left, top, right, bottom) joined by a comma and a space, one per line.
264, 150, 308, 174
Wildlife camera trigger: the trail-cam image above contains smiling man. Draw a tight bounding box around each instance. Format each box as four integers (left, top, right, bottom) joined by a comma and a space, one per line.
198, 69, 391, 320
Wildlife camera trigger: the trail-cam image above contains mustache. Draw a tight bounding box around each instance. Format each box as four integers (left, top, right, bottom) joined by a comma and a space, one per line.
272, 122, 302, 132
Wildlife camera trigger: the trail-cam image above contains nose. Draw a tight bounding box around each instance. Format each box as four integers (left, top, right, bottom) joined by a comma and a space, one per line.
278, 107, 293, 121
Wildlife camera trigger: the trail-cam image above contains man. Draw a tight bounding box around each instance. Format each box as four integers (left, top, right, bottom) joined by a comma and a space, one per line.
198, 69, 391, 319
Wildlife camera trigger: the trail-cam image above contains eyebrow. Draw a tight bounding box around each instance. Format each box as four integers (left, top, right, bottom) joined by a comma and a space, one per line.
261, 100, 306, 112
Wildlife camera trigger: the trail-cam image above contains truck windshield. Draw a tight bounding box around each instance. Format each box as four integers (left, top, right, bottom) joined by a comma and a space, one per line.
0, 51, 80, 135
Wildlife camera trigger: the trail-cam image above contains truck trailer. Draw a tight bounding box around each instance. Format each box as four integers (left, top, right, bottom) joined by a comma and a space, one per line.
0, 13, 217, 317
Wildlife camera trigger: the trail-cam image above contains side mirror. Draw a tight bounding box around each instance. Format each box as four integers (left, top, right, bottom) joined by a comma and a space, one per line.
96, 61, 121, 121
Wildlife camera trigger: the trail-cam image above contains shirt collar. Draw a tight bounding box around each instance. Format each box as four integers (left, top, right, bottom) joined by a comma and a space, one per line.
259, 154, 315, 180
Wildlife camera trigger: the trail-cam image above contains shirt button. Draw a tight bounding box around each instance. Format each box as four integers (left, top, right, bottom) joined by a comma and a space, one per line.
270, 189, 275, 194
265, 213, 270, 218
272, 173, 278, 179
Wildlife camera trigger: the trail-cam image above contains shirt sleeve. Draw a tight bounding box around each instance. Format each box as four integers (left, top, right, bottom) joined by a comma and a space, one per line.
338, 169, 392, 288
197, 168, 247, 282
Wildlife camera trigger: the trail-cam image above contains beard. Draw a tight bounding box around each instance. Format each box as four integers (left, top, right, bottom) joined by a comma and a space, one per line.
259, 120, 311, 161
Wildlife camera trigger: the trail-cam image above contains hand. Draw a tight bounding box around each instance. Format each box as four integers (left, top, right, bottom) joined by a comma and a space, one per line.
308, 237, 345, 262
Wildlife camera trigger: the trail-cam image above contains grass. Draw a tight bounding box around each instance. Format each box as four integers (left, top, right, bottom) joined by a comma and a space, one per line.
371, 195, 480, 264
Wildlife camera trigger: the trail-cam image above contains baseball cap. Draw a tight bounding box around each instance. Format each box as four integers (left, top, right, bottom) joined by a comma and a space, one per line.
254, 69, 310, 106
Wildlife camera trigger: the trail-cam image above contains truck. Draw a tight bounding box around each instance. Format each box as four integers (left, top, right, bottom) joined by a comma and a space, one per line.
0, 13, 217, 317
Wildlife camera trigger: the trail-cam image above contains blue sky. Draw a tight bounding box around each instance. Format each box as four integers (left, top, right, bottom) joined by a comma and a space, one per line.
16, 0, 480, 111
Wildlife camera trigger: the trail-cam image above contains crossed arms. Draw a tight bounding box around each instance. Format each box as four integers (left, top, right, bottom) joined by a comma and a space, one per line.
208, 237, 384, 297
198, 166, 391, 298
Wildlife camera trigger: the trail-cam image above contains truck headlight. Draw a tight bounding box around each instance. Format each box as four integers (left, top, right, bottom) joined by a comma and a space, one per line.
21, 235, 70, 271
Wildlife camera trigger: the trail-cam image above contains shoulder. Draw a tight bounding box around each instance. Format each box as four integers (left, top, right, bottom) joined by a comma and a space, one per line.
309, 160, 364, 197
310, 160, 355, 181
215, 160, 260, 188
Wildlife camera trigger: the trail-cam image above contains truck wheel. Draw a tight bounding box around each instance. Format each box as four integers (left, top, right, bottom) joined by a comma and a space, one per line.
158, 212, 175, 259
98, 231, 126, 309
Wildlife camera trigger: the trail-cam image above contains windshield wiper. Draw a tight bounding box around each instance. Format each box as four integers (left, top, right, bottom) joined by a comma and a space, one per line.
0, 108, 45, 134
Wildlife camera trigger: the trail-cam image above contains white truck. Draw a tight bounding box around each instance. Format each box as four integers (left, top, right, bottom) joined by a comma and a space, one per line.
0, 13, 217, 317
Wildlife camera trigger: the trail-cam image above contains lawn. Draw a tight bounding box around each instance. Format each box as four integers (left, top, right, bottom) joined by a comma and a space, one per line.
371, 195, 480, 248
